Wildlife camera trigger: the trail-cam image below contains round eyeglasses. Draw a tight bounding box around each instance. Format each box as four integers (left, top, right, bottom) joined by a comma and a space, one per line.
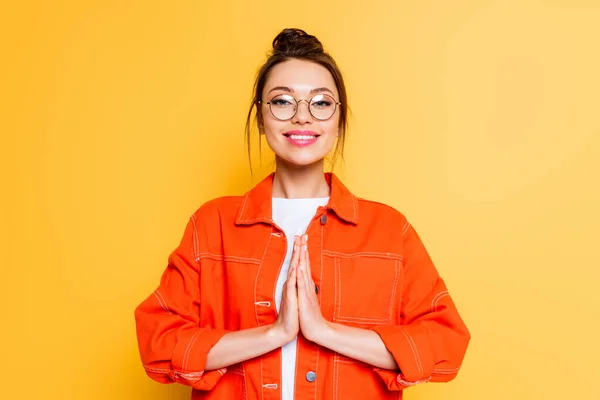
258, 93, 341, 121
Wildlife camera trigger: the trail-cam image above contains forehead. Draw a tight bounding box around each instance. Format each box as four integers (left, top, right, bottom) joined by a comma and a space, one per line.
264, 59, 338, 97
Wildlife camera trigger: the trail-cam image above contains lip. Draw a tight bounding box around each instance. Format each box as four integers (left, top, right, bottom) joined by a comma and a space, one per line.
283, 130, 320, 137
283, 130, 320, 148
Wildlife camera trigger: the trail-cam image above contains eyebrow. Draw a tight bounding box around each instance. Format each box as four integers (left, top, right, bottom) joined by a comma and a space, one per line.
267, 86, 335, 95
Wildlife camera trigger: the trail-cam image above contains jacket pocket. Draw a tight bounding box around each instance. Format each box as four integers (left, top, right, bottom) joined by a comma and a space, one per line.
193, 364, 247, 399
332, 354, 397, 399
332, 254, 402, 324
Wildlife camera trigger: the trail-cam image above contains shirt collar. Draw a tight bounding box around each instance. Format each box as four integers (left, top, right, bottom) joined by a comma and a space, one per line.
235, 172, 359, 226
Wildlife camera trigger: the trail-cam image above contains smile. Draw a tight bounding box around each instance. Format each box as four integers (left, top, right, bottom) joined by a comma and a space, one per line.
288, 134, 318, 140
283, 130, 320, 147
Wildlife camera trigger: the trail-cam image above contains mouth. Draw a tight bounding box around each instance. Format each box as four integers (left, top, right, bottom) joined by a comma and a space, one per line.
283, 130, 320, 148
282, 130, 320, 140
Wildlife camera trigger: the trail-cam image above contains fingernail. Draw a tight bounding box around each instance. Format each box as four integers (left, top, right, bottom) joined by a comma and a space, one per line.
294, 244, 298, 251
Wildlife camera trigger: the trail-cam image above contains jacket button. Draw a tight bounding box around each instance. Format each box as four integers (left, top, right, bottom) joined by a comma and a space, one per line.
306, 371, 316, 382
320, 214, 327, 225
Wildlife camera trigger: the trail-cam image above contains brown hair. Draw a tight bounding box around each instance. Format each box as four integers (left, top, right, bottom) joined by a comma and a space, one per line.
244, 28, 349, 173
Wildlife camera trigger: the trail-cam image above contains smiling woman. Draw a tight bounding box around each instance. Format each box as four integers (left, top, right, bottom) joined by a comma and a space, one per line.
258, 58, 341, 169
246, 28, 349, 173
134, 28, 471, 400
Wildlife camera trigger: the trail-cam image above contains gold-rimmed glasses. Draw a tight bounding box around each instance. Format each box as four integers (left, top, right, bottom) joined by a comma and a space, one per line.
258, 93, 341, 121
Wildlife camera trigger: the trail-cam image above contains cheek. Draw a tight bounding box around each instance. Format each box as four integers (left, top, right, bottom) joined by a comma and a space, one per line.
260, 109, 277, 133
322, 117, 340, 136
262, 117, 284, 136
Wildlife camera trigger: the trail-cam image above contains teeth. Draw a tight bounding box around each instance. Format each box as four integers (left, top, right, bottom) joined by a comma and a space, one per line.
289, 135, 317, 140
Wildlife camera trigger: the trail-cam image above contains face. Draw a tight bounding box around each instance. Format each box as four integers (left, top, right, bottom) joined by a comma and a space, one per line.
260, 59, 340, 168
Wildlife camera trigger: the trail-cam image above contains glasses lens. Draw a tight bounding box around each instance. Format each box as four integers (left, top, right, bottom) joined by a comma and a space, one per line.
269, 94, 296, 120
310, 94, 336, 120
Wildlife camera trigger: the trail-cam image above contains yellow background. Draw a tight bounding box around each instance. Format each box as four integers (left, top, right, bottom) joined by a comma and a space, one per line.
2, 0, 599, 399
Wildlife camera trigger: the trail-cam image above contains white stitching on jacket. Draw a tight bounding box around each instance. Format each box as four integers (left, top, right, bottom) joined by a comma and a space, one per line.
431, 291, 449, 312
397, 375, 430, 386
143, 365, 171, 374
401, 220, 411, 236
323, 250, 404, 260
190, 214, 200, 261
182, 330, 202, 372
237, 193, 250, 222
432, 367, 460, 374
174, 371, 205, 380
153, 290, 173, 314
242, 364, 248, 400
262, 383, 278, 389
388, 260, 400, 322
195, 253, 261, 265
400, 327, 423, 378
254, 232, 273, 326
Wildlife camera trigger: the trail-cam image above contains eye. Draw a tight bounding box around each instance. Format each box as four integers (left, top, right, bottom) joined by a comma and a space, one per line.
311, 100, 333, 108
270, 95, 295, 107
310, 94, 335, 109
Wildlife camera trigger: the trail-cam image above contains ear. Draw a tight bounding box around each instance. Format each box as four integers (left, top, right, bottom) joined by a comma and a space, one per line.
257, 106, 265, 134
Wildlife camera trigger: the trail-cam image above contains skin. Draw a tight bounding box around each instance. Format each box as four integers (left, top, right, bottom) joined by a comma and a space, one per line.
205, 59, 398, 372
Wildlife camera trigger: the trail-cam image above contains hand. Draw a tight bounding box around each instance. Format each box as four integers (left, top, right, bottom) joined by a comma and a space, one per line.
270, 235, 301, 344
297, 234, 329, 342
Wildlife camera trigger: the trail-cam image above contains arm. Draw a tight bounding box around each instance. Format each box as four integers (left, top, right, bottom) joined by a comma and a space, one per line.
312, 321, 399, 370
134, 215, 228, 390
204, 325, 287, 370
296, 236, 398, 370
135, 215, 301, 390
370, 219, 471, 389
296, 223, 470, 391
206, 240, 302, 370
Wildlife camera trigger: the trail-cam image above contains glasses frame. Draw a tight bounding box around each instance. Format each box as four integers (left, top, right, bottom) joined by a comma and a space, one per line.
258, 93, 342, 121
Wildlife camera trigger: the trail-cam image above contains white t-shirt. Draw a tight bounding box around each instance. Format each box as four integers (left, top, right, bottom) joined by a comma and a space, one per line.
272, 196, 329, 400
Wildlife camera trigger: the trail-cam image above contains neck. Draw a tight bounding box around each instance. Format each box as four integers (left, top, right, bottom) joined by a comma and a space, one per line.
272, 159, 330, 199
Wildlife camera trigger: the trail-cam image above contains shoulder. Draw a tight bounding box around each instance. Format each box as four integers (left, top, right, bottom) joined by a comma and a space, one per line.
355, 196, 409, 226
190, 195, 245, 223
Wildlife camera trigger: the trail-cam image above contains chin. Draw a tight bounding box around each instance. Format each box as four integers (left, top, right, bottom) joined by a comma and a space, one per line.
277, 154, 326, 169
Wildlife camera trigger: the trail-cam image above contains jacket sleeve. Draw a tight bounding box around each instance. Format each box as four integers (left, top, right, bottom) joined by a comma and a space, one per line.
372, 219, 471, 390
134, 214, 229, 390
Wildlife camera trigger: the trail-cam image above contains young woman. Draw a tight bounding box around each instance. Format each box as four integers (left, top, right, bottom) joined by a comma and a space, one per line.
135, 28, 470, 400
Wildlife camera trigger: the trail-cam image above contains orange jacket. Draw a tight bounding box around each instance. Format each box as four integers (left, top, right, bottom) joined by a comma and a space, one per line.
135, 173, 470, 399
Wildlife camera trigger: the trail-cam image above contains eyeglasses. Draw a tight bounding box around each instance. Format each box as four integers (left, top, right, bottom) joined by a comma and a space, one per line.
258, 93, 341, 121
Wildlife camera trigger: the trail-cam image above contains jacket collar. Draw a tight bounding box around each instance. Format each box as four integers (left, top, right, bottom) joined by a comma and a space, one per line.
235, 172, 359, 226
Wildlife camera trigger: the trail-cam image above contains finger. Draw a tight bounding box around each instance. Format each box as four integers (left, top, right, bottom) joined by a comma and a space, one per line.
306, 247, 316, 294
288, 237, 300, 278
303, 234, 311, 275
288, 257, 298, 299
296, 239, 304, 287
301, 241, 318, 302
293, 235, 301, 259
304, 237, 313, 283
288, 238, 300, 279
297, 236, 305, 275
296, 261, 305, 297
301, 236, 310, 289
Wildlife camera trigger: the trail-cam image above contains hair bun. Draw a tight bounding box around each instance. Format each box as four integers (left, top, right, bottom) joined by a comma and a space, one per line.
272, 28, 324, 56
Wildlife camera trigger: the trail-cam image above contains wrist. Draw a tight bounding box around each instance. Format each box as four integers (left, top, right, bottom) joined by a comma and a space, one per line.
311, 320, 336, 346
266, 324, 294, 347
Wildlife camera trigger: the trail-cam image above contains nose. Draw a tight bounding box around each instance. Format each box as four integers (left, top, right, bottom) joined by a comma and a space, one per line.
291, 99, 312, 125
